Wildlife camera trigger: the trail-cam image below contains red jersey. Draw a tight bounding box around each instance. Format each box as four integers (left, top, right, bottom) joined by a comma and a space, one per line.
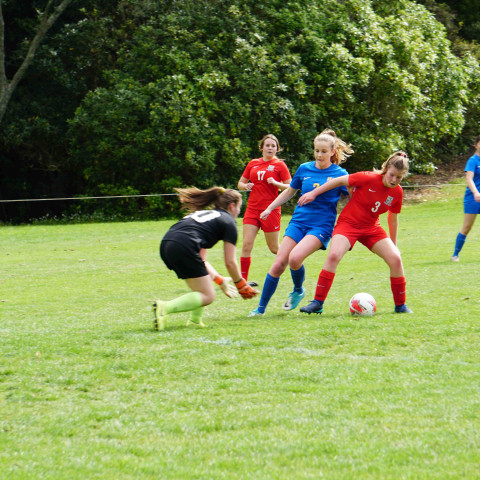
242, 157, 291, 210
338, 171, 403, 227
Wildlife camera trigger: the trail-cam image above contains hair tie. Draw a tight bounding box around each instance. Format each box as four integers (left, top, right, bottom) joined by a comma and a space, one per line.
219, 187, 225, 194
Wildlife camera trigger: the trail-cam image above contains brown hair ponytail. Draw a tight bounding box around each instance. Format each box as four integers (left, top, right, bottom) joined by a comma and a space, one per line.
175, 186, 242, 213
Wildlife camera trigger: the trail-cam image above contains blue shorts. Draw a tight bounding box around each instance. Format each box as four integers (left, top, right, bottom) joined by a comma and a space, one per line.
284, 221, 331, 250
464, 194, 480, 214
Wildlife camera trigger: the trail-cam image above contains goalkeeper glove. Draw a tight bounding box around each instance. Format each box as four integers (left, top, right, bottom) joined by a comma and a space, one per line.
234, 278, 259, 300
214, 275, 238, 298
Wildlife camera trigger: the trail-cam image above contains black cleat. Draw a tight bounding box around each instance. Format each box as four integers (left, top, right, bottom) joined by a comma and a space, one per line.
394, 304, 413, 314
300, 300, 324, 314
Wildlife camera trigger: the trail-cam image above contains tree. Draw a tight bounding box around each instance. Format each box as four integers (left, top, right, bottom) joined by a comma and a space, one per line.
68, 0, 478, 214
0, 0, 73, 124
0, 1, 124, 223
2, 0, 480, 222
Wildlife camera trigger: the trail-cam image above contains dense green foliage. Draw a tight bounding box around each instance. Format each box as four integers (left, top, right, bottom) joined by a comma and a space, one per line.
428, 0, 480, 41
1, 0, 480, 222
68, 0, 476, 195
416, 0, 480, 146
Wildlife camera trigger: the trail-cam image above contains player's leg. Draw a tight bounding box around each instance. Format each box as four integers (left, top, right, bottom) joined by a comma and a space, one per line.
300, 235, 351, 314
153, 278, 210, 330
371, 238, 412, 313
261, 208, 282, 256
452, 213, 477, 261
460, 213, 477, 235
156, 240, 208, 330
248, 236, 296, 316
241, 223, 259, 281
371, 237, 404, 277
288, 234, 322, 271
183, 276, 215, 327
156, 240, 215, 329
154, 276, 213, 330
156, 276, 214, 328
264, 230, 281, 255
270, 236, 297, 277
283, 235, 322, 311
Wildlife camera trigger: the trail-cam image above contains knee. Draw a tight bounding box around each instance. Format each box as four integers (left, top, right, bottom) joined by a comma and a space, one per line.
288, 253, 303, 271
203, 291, 216, 306
388, 254, 403, 272
270, 259, 288, 277
241, 241, 254, 256
327, 251, 343, 266
268, 245, 279, 255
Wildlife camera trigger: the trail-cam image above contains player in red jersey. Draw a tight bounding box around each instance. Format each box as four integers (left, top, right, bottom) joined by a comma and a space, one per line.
297, 151, 413, 314
237, 134, 292, 284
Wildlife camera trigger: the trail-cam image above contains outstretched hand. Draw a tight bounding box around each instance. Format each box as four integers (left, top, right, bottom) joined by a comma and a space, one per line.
219, 277, 238, 298
234, 278, 259, 300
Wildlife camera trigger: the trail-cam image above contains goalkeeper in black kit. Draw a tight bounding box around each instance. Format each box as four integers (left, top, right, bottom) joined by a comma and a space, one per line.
153, 186, 259, 330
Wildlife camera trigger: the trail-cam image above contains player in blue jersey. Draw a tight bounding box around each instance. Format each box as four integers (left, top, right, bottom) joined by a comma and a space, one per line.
247, 130, 353, 317
451, 135, 480, 262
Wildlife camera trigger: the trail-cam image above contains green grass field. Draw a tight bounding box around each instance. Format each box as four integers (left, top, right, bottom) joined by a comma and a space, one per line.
1, 184, 479, 479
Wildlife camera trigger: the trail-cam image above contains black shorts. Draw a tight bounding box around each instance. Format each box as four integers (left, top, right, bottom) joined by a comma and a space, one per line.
160, 239, 208, 279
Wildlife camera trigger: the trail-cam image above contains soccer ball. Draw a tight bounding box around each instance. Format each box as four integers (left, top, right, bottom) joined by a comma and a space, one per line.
349, 292, 377, 317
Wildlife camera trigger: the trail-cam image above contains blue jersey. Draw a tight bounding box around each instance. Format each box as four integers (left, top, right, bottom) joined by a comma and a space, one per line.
290, 162, 348, 229
464, 153, 480, 200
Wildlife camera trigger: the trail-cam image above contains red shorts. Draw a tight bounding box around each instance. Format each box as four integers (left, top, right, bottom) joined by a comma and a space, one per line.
243, 206, 281, 233
332, 221, 388, 250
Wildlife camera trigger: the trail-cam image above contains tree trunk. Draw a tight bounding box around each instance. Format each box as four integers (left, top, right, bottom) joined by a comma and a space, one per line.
0, 0, 73, 125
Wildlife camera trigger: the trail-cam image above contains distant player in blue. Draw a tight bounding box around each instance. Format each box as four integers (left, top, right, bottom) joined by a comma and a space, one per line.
247, 130, 353, 316
451, 135, 480, 262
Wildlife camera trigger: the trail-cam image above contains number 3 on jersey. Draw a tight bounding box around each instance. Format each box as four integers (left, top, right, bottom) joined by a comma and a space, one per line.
371, 201, 381, 213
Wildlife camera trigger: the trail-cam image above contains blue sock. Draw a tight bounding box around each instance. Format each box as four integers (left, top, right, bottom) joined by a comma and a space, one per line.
257, 273, 280, 313
290, 265, 305, 293
453, 232, 467, 256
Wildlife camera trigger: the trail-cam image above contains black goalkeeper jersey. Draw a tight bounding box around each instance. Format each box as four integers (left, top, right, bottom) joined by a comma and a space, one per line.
163, 208, 238, 250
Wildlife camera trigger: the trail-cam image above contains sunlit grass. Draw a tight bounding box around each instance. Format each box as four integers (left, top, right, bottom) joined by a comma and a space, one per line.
1, 188, 479, 479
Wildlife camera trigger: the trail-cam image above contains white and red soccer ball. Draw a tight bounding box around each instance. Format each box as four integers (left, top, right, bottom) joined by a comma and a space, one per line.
349, 292, 377, 317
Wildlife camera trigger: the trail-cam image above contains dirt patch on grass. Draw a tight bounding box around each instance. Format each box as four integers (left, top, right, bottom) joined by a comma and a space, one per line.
403, 156, 468, 202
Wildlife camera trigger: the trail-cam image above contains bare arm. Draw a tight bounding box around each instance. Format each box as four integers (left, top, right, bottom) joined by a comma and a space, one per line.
223, 242, 243, 282
466, 171, 480, 202
203, 258, 220, 280
203, 252, 238, 298
223, 241, 259, 299
238, 175, 253, 191
297, 175, 350, 206
267, 177, 292, 191
259, 186, 299, 220
388, 211, 399, 246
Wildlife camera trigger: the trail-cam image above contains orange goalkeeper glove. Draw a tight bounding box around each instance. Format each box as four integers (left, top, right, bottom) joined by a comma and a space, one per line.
234, 278, 259, 300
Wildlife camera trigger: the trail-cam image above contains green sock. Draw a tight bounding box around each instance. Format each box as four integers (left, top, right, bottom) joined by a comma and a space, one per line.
190, 306, 205, 325
165, 292, 203, 315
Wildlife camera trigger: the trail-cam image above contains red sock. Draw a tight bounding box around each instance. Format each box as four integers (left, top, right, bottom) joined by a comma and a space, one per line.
314, 269, 335, 301
390, 276, 406, 306
240, 257, 251, 280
